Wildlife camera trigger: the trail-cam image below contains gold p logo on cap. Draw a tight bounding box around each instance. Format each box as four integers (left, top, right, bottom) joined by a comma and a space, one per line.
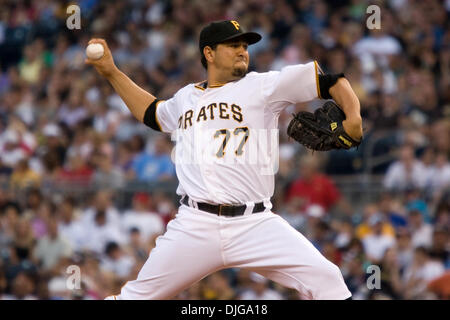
230, 20, 240, 30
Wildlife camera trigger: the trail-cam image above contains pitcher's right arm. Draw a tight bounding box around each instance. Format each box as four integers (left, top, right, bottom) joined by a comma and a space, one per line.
85, 38, 155, 123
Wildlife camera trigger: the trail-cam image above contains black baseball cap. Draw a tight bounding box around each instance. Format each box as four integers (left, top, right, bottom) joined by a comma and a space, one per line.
199, 20, 262, 53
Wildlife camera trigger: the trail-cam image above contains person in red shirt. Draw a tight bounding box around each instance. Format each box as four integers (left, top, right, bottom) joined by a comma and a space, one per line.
56, 154, 93, 186
286, 155, 341, 212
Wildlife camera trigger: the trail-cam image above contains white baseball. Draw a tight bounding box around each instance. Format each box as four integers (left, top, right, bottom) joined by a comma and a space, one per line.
86, 43, 104, 60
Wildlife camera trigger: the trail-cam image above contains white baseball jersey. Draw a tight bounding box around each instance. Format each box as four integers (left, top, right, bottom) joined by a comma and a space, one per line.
155, 61, 320, 205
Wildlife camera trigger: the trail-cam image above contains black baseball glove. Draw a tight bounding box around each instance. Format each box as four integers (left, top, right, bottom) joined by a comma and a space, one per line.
287, 101, 362, 151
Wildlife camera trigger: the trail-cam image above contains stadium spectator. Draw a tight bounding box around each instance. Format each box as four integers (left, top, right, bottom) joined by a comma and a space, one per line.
0, 129, 27, 169
0, 201, 21, 247
18, 43, 44, 85
404, 188, 431, 223
12, 218, 36, 264
361, 213, 396, 263
33, 215, 72, 273
57, 88, 88, 129
91, 151, 125, 190
356, 203, 395, 240
402, 247, 445, 299
78, 191, 125, 254
100, 241, 135, 280
301, 204, 329, 250
377, 247, 403, 299
427, 152, 450, 198
124, 227, 149, 264
408, 209, 434, 249
130, 134, 175, 182
383, 145, 428, 192
377, 193, 408, 230
286, 155, 341, 212
9, 158, 41, 190
342, 253, 367, 300
202, 271, 236, 300
428, 226, 449, 268
56, 153, 93, 186
1, 271, 37, 300
56, 196, 85, 253
395, 227, 415, 274
238, 272, 283, 300
121, 192, 165, 244
114, 141, 135, 177
352, 24, 402, 73
29, 199, 53, 240
333, 218, 354, 250
39, 123, 67, 178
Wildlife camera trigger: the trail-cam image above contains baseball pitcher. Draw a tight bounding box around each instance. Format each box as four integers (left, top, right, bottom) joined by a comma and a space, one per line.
86, 20, 362, 300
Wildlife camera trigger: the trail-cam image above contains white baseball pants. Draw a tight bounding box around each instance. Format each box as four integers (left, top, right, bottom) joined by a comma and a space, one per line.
114, 204, 351, 300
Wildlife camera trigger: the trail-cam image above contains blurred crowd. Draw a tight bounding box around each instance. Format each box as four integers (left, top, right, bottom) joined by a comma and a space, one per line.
0, 0, 449, 300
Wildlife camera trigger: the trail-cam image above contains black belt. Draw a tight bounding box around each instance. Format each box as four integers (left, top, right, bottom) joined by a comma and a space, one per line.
181, 196, 266, 217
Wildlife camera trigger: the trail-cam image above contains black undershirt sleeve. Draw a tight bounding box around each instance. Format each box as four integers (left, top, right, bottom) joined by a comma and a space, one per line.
318, 73, 345, 99
143, 99, 162, 132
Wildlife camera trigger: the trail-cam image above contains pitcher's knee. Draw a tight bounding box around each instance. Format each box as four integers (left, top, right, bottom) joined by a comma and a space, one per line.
120, 280, 158, 300
324, 263, 344, 282
313, 262, 350, 299
120, 277, 178, 300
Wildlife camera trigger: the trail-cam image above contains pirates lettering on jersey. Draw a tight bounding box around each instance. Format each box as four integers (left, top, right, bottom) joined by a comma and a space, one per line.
196, 106, 207, 122
207, 103, 217, 120
231, 104, 243, 122
219, 103, 229, 119
178, 102, 244, 129
184, 110, 194, 129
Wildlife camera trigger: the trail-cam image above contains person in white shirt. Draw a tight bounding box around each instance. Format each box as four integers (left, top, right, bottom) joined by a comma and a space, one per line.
352, 28, 402, 73
362, 214, 396, 263
100, 241, 135, 279
383, 145, 428, 192
428, 152, 450, 194
0, 129, 27, 168
87, 20, 362, 300
408, 210, 433, 249
34, 216, 72, 272
79, 191, 125, 255
402, 246, 445, 299
57, 196, 85, 253
121, 192, 165, 244
238, 272, 283, 300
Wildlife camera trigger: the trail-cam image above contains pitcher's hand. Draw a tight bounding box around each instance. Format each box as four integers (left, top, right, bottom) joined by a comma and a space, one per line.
85, 38, 118, 79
